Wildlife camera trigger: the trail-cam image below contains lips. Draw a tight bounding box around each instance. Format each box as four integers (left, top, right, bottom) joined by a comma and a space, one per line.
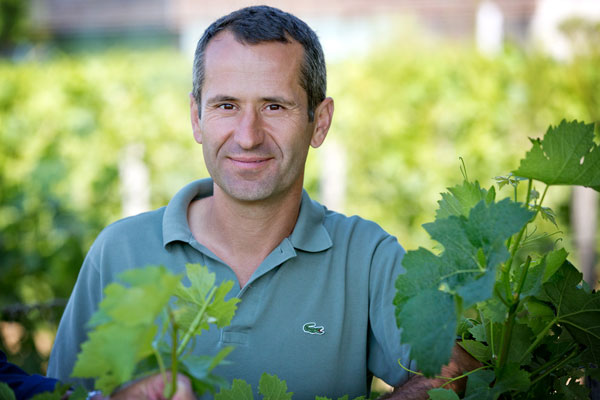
228, 156, 273, 169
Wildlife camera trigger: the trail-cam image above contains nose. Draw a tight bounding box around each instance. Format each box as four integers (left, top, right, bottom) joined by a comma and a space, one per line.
234, 108, 263, 149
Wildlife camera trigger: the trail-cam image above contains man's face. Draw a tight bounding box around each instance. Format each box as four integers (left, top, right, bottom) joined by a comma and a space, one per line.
190, 31, 331, 203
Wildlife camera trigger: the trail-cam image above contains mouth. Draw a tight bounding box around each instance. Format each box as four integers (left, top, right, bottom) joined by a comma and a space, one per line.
228, 156, 273, 169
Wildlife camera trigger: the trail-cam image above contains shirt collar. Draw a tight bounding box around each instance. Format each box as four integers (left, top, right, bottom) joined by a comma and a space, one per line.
162, 178, 332, 253
289, 190, 332, 252
162, 178, 213, 246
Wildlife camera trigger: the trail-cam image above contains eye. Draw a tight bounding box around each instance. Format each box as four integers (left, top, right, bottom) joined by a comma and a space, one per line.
266, 104, 283, 111
218, 103, 235, 110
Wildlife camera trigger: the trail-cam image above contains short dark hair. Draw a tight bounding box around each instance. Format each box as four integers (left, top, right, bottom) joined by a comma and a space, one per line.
192, 5, 326, 121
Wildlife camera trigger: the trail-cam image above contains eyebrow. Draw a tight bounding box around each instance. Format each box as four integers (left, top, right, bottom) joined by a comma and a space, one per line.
205, 95, 238, 104
205, 95, 297, 107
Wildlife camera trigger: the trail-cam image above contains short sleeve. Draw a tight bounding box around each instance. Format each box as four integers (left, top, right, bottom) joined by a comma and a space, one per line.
46, 249, 103, 390
367, 235, 417, 387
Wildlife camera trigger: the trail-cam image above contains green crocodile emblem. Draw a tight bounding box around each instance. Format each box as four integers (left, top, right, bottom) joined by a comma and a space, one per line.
303, 322, 325, 335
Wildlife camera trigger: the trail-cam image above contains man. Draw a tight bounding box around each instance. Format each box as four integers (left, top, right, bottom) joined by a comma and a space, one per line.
48, 6, 475, 399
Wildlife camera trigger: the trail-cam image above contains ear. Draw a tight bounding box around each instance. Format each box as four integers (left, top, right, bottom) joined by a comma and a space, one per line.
310, 97, 334, 148
190, 93, 202, 144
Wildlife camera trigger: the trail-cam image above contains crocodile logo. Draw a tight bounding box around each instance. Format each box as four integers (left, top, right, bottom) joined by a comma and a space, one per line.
303, 322, 325, 335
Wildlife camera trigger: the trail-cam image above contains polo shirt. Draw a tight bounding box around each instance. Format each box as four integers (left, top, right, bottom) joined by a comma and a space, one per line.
47, 178, 414, 399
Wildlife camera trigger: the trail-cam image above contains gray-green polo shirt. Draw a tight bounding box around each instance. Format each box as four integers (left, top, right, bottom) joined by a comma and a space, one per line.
48, 179, 414, 398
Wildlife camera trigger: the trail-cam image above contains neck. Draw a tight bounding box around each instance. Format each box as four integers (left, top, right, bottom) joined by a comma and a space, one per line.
187, 183, 303, 287
210, 184, 302, 245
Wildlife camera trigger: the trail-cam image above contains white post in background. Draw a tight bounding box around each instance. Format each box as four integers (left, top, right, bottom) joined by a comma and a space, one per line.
572, 186, 599, 288
320, 139, 347, 212
476, 0, 504, 56
119, 143, 151, 217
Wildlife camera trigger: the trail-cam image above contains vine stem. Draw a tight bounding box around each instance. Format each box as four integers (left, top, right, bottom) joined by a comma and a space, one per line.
530, 346, 579, 385
518, 317, 558, 364
397, 359, 490, 387
497, 255, 532, 371
502, 179, 534, 299
167, 307, 178, 400
176, 287, 216, 357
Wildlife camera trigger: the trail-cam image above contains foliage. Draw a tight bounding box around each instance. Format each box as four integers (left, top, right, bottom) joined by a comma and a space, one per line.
1, 25, 599, 377
72, 264, 239, 397
0, 0, 30, 52
214, 373, 367, 400
394, 120, 600, 399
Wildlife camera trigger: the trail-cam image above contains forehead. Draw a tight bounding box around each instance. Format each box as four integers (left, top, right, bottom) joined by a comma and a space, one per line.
202, 31, 305, 94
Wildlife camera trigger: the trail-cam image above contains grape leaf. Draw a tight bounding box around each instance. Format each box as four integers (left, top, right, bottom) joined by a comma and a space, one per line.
215, 379, 254, 400
179, 347, 234, 394
30, 385, 87, 400
175, 264, 240, 335
494, 364, 530, 394
436, 180, 495, 219
72, 266, 179, 394
396, 289, 456, 376
517, 248, 568, 299
414, 199, 532, 307
88, 266, 181, 327
258, 373, 293, 400
179, 347, 233, 380
0, 383, 16, 400
477, 295, 507, 324
468, 324, 486, 343
462, 369, 496, 400
72, 323, 157, 393
521, 299, 554, 335
207, 280, 241, 328
428, 388, 460, 400
543, 261, 600, 361
395, 198, 532, 375
459, 340, 491, 363
513, 120, 600, 191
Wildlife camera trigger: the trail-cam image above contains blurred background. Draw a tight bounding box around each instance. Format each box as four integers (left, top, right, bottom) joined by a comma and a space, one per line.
1, 0, 599, 379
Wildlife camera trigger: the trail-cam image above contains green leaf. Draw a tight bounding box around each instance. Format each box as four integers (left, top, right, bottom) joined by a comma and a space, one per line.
554, 375, 591, 399
215, 379, 254, 400
459, 340, 492, 363
176, 264, 216, 305
427, 388, 460, 400
88, 266, 180, 327
397, 289, 456, 376
468, 324, 487, 343
542, 248, 569, 283
0, 383, 16, 400
72, 323, 157, 394
494, 364, 530, 394
477, 296, 507, 324
180, 348, 231, 381
436, 180, 494, 219
71, 266, 181, 394
258, 373, 293, 400
29, 384, 82, 400
178, 346, 234, 395
543, 261, 600, 357
462, 369, 495, 400
425, 198, 533, 307
175, 264, 239, 336
513, 120, 600, 191
207, 280, 241, 328
538, 206, 558, 228
582, 348, 600, 379
456, 318, 474, 337
521, 298, 555, 335
494, 173, 527, 190
501, 323, 534, 365
395, 197, 532, 375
